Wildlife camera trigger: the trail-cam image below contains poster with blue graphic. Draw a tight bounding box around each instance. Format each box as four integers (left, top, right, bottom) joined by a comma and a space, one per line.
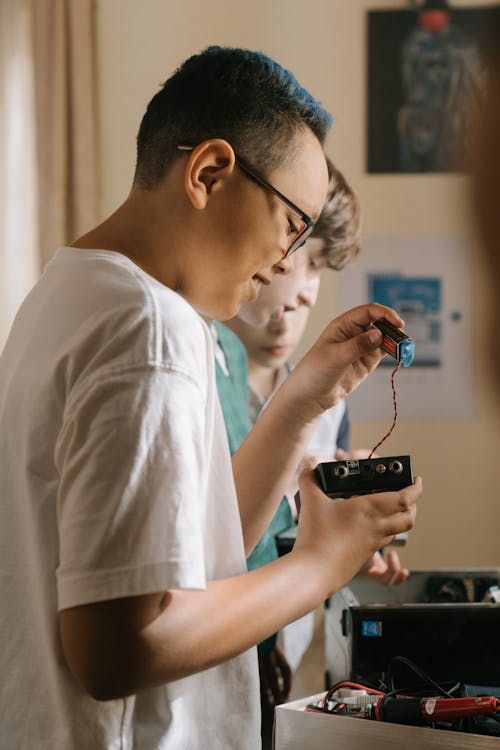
337, 236, 473, 419
368, 275, 442, 367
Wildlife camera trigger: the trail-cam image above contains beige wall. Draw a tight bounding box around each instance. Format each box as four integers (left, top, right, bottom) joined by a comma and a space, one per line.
96, 0, 500, 569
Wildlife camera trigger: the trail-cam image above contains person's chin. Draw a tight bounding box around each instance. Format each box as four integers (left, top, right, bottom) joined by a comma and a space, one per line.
231, 279, 266, 326
191, 293, 241, 322
217, 288, 260, 322
260, 356, 287, 371
215, 302, 243, 322
259, 348, 289, 368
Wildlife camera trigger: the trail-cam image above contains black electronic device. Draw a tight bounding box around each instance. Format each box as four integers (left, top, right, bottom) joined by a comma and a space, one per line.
315, 455, 414, 498
348, 603, 500, 688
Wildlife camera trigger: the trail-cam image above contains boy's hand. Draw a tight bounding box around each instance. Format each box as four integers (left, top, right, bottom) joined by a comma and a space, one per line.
359, 550, 409, 586
287, 303, 404, 416
335, 448, 378, 461
293, 464, 421, 599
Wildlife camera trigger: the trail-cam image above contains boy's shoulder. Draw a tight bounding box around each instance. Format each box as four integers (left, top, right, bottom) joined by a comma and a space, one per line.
40, 247, 211, 382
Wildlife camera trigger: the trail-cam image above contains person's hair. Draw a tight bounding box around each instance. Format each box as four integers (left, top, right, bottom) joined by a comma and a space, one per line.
134, 46, 332, 189
311, 156, 361, 270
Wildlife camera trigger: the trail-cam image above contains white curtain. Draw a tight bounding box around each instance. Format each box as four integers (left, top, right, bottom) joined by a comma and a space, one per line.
32, 0, 98, 268
0, 0, 39, 350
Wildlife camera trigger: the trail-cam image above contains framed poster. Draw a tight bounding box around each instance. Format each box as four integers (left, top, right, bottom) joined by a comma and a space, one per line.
367, 3, 500, 173
368, 274, 442, 367
338, 236, 474, 419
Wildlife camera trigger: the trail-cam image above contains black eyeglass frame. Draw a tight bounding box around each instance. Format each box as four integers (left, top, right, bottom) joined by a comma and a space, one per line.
178, 144, 315, 258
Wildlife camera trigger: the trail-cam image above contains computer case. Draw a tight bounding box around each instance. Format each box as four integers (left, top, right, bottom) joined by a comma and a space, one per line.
349, 603, 500, 687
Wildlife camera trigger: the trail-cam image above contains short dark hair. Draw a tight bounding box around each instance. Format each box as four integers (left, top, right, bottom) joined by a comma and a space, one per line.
311, 156, 361, 271
134, 46, 332, 189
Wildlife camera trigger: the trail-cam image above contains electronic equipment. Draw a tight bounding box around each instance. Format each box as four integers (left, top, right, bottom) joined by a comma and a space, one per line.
315, 455, 414, 498
348, 603, 500, 688
306, 685, 500, 735
372, 319, 415, 367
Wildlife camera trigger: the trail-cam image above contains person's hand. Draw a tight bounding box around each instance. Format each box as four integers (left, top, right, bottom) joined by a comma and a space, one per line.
292, 450, 378, 514
258, 643, 292, 708
335, 448, 378, 461
292, 462, 421, 599
358, 550, 409, 586
286, 303, 404, 418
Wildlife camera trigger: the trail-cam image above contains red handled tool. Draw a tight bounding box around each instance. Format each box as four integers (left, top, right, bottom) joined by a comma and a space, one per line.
374, 695, 500, 725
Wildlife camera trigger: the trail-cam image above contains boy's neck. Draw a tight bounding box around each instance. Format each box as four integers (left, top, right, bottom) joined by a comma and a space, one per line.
248, 361, 283, 402
71, 181, 187, 293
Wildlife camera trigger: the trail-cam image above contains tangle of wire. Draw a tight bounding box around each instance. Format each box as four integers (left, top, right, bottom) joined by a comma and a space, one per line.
306, 659, 500, 732
368, 361, 403, 458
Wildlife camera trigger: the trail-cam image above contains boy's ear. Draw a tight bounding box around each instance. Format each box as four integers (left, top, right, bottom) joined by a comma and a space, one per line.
183, 139, 236, 209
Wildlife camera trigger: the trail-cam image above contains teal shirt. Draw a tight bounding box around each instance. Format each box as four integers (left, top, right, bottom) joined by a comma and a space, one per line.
214, 321, 291, 654
213, 321, 252, 454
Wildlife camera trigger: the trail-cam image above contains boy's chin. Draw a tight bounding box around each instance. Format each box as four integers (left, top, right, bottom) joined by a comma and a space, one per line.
189, 293, 242, 323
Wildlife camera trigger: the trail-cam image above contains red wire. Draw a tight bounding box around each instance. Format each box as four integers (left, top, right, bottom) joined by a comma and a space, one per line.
368, 361, 403, 459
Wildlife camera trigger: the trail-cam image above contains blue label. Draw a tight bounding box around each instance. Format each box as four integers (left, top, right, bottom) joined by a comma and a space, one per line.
361, 620, 383, 637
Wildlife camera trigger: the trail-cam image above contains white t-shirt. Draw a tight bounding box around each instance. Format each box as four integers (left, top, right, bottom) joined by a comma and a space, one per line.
0, 248, 260, 749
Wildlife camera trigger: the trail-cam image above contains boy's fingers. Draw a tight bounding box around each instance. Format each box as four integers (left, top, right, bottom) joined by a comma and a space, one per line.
324, 330, 383, 371
297, 472, 421, 538
299, 457, 319, 474
295, 464, 316, 514
384, 502, 418, 538
385, 549, 401, 572
385, 550, 410, 585
399, 475, 422, 507
371, 476, 422, 516
327, 304, 404, 341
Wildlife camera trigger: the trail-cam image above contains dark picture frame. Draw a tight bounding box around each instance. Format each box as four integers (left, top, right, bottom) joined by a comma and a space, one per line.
367, 4, 500, 173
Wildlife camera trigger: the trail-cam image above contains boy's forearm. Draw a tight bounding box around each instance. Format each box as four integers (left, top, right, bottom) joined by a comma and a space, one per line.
60, 474, 420, 702
142, 550, 328, 683
231, 378, 319, 553
59, 549, 330, 701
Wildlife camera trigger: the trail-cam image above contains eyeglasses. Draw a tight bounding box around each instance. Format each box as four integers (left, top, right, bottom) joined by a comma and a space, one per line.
178, 144, 315, 258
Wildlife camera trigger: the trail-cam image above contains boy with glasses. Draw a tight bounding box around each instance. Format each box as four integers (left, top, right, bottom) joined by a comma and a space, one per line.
0, 46, 420, 749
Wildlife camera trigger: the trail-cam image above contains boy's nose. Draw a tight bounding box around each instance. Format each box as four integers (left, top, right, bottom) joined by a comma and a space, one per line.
297, 277, 320, 308
269, 307, 286, 323
273, 252, 294, 276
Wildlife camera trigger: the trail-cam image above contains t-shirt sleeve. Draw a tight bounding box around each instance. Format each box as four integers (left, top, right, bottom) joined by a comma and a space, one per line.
54, 364, 208, 610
